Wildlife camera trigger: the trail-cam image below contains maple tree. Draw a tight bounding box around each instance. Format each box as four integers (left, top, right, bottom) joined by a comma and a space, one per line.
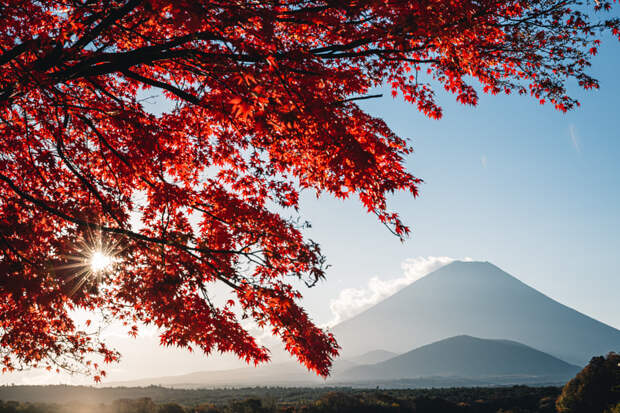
0, 0, 618, 381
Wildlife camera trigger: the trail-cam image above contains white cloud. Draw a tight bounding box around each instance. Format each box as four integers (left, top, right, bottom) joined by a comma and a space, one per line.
569, 124, 581, 153
327, 256, 472, 326
481, 155, 487, 169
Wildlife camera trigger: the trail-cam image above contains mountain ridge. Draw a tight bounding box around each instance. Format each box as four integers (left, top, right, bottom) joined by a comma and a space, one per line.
331, 261, 620, 365
105, 334, 580, 388
340, 335, 580, 382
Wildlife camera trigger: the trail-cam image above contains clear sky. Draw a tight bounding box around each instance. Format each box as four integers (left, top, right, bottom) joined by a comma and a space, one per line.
2, 37, 619, 386
299, 37, 620, 332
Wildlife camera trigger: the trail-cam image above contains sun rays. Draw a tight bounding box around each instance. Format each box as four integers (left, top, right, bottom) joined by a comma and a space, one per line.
54, 229, 125, 297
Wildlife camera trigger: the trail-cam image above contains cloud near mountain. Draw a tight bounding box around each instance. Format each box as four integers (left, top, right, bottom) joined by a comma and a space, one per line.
327, 256, 472, 326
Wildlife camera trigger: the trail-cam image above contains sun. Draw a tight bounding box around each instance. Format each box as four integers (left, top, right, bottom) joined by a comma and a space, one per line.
52, 230, 125, 297
89, 251, 114, 273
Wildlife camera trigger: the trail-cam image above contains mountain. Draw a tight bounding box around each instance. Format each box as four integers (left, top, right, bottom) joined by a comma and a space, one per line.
348, 350, 399, 365
340, 335, 580, 382
106, 260, 618, 388
331, 261, 620, 365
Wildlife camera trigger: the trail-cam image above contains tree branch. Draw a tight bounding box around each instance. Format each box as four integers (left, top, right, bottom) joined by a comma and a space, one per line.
122, 69, 202, 106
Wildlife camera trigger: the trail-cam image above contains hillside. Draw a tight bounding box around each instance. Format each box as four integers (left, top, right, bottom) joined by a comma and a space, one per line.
106, 354, 375, 388
348, 350, 399, 365
340, 335, 580, 382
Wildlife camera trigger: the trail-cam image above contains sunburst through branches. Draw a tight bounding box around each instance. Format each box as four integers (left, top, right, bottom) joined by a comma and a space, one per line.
55, 229, 124, 297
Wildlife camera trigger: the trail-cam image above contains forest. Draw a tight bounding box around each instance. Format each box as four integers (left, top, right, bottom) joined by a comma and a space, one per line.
0, 386, 562, 413
1, 353, 618, 413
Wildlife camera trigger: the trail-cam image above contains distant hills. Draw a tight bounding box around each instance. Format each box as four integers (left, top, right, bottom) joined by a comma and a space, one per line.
105, 351, 375, 388
348, 349, 398, 365
332, 261, 620, 366
106, 335, 578, 388
340, 335, 580, 382
107, 360, 325, 388
103, 260, 619, 388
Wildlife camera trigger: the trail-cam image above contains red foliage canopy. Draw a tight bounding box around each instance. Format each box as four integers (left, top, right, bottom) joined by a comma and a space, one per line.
0, 0, 618, 381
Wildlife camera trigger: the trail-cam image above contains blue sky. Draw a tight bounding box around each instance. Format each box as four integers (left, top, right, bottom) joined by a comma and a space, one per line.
299, 37, 620, 331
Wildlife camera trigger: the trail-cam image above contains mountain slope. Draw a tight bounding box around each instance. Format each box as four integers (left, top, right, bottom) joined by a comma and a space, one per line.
107, 357, 365, 388
341, 335, 580, 381
106, 350, 399, 388
108, 362, 320, 388
348, 350, 399, 365
331, 261, 620, 365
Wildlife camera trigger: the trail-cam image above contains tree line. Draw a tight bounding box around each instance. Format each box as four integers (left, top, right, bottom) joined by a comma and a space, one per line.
1, 353, 617, 413
0, 386, 561, 413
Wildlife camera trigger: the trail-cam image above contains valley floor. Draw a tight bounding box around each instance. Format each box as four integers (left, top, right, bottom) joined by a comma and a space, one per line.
0, 385, 561, 413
